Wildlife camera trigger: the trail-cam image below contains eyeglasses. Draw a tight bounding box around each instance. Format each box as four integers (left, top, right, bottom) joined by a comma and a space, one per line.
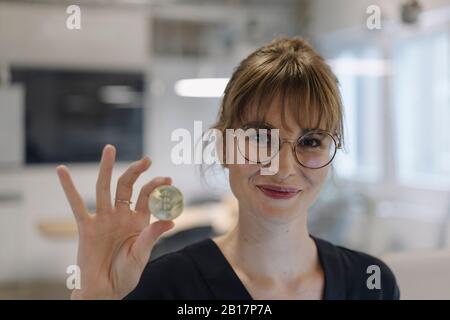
232, 122, 341, 169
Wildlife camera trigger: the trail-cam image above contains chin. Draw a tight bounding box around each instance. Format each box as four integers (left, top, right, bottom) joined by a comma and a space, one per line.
250, 192, 304, 222
253, 206, 303, 223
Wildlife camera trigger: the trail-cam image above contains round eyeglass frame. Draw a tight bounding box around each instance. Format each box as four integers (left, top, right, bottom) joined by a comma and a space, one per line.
232, 123, 342, 169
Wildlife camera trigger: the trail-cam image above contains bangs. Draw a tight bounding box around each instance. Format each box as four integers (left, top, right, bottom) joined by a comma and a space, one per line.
233, 59, 342, 137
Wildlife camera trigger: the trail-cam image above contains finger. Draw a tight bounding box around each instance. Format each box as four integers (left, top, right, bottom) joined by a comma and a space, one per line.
56, 165, 89, 223
114, 156, 151, 211
132, 220, 175, 266
96, 145, 116, 215
134, 176, 172, 215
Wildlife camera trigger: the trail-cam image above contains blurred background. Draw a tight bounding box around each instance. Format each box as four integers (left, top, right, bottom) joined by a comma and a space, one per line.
0, 0, 449, 299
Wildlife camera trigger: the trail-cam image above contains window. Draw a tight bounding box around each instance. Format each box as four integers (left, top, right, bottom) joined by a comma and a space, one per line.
330, 47, 385, 182
392, 31, 450, 188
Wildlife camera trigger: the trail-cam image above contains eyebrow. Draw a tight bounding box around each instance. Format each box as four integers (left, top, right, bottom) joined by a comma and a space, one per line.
244, 121, 316, 135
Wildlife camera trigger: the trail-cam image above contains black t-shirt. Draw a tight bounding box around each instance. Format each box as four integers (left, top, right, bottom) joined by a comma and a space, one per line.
125, 236, 400, 300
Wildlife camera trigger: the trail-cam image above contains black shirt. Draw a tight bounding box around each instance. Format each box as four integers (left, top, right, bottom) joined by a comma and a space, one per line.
125, 236, 400, 300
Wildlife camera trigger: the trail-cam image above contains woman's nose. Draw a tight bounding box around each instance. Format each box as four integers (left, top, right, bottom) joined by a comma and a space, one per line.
272, 141, 297, 179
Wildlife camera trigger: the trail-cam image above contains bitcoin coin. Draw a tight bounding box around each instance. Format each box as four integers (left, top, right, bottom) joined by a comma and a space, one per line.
149, 185, 184, 220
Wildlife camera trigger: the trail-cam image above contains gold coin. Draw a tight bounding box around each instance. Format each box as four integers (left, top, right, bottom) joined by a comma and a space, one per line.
149, 185, 184, 220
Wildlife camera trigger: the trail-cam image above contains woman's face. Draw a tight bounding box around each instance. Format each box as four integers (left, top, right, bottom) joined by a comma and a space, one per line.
227, 101, 331, 223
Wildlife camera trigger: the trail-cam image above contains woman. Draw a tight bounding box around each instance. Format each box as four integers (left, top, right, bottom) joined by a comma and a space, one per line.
56, 37, 399, 300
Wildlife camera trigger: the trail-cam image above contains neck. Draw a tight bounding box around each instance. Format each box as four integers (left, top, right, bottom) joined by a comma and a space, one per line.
217, 206, 319, 284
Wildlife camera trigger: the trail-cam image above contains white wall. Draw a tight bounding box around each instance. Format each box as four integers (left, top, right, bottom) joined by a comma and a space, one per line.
0, 85, 24, 165
0, 2, 149, 70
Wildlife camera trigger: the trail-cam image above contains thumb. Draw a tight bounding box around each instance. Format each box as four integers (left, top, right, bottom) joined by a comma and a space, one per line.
132, 220, 175, 264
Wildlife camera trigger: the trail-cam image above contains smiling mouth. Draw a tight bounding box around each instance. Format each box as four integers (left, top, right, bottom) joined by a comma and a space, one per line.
256, 184, 302, 200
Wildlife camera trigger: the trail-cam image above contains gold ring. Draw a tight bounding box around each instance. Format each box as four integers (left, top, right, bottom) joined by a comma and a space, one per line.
115, 199, 133, 205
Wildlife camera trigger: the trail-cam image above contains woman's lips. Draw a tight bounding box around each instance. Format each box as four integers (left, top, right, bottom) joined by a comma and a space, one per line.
256, 184, 302, 200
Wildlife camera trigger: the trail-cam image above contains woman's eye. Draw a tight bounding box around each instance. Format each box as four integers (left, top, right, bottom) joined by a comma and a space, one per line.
256, 134, 270, 143
249, 133, 270, 144
299, 138, 321, 148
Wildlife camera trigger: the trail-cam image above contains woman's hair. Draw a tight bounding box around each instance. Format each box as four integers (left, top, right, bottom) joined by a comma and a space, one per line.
199, 36, 345, 183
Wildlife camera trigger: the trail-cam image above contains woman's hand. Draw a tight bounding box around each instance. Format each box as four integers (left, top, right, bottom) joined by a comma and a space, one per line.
56, 144, 175, 299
